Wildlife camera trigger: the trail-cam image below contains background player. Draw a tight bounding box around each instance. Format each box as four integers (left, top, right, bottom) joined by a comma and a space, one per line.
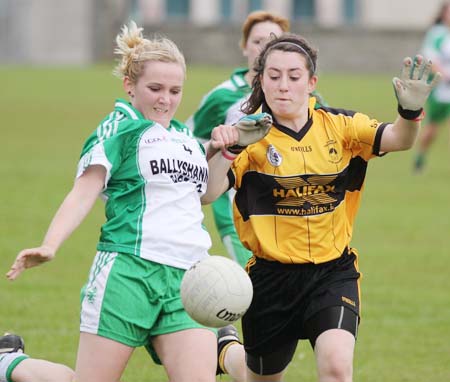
186, 10, 289, 267
414, 1, 450, 172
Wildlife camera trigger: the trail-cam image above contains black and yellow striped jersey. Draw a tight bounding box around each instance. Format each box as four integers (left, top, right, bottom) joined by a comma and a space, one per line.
230, 97, 389, 264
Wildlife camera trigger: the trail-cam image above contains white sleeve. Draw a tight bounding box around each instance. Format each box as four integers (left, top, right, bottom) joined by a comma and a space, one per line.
0, 352, 29, 382
225, 97, 248, 125
76, 143, 112, 190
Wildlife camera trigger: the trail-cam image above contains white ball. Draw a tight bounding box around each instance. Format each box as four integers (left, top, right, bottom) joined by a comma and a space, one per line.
181, 256, 253, 328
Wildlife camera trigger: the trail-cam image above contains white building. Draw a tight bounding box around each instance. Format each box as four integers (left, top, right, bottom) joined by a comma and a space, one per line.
0, 0, 445, 66
138, 0, 443, 29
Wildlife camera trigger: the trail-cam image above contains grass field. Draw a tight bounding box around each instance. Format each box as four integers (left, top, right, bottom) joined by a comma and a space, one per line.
1, 64, 449, 381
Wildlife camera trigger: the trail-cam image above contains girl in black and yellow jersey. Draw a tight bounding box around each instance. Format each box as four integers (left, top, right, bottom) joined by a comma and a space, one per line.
204, 33, 440, 382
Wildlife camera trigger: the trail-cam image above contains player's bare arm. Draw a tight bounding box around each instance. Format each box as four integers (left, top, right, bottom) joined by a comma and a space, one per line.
7, 165, 106, 280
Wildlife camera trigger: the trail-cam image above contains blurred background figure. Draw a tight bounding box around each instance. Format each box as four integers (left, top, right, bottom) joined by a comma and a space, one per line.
186, 10, 290, 268
414, 1, 450, 172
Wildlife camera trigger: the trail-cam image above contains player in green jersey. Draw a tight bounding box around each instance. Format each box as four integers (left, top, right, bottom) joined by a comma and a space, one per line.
7, 21, 270, 382
204, 33, 440, 382
187, 10, 290, 268
414, 1, 450, 172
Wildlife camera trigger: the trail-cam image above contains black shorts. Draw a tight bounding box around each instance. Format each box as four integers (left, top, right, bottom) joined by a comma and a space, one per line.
242, 248, 361, 357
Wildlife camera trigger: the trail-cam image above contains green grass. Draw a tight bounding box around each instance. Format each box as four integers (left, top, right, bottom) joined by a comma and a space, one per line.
1, 64, 449, 381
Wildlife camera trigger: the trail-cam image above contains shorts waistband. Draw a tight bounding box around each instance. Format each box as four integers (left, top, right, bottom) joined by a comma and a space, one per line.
254, 247, 351, 269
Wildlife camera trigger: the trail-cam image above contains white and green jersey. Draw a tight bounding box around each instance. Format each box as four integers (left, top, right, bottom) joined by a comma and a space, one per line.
225, 91, 328, 126
422, 24, 450, 102
186, 67, 251, 141
77, 99, 211, 270
0, 352, 28, 382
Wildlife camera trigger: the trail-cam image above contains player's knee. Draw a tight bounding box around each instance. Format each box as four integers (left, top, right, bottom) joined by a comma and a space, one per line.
318, 357, 352, 382
315, 333, 354, 382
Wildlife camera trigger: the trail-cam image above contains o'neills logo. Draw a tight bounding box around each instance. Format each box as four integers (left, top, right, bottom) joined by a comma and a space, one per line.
267, 144, 282, 167
216, 308, 245, 322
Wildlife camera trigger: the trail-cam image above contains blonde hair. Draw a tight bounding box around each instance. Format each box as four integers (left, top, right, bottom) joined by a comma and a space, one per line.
240, 10, 290, 49
113, 21, 186, 84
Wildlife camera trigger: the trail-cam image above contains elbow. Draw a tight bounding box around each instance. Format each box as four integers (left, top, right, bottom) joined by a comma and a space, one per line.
201, 187, 219, 204
382, 131, 417, 152
385, 120, 419, 152
201, 178, 230, 204
404, 142, 415, 151
399, 137, 416, 151
201, 193, 216, 205
394, 142, 414, 152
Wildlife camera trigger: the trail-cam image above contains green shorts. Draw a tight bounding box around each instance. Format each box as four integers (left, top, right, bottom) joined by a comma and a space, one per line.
425, 91, 450, 124
80, 251, 216, 364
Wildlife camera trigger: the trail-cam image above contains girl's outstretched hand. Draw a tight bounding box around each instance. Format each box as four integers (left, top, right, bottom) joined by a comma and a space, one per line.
6, 246, 55, 280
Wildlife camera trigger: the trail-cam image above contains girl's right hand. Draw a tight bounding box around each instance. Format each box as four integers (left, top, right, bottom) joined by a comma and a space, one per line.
6, 245, 55, 281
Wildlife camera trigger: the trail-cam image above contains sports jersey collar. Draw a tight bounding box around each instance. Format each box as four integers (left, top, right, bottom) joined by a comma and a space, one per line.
114, 99, 146, 120
262, 98, 315, 142
114, 99, 185, 131
230, 68, 250, 89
